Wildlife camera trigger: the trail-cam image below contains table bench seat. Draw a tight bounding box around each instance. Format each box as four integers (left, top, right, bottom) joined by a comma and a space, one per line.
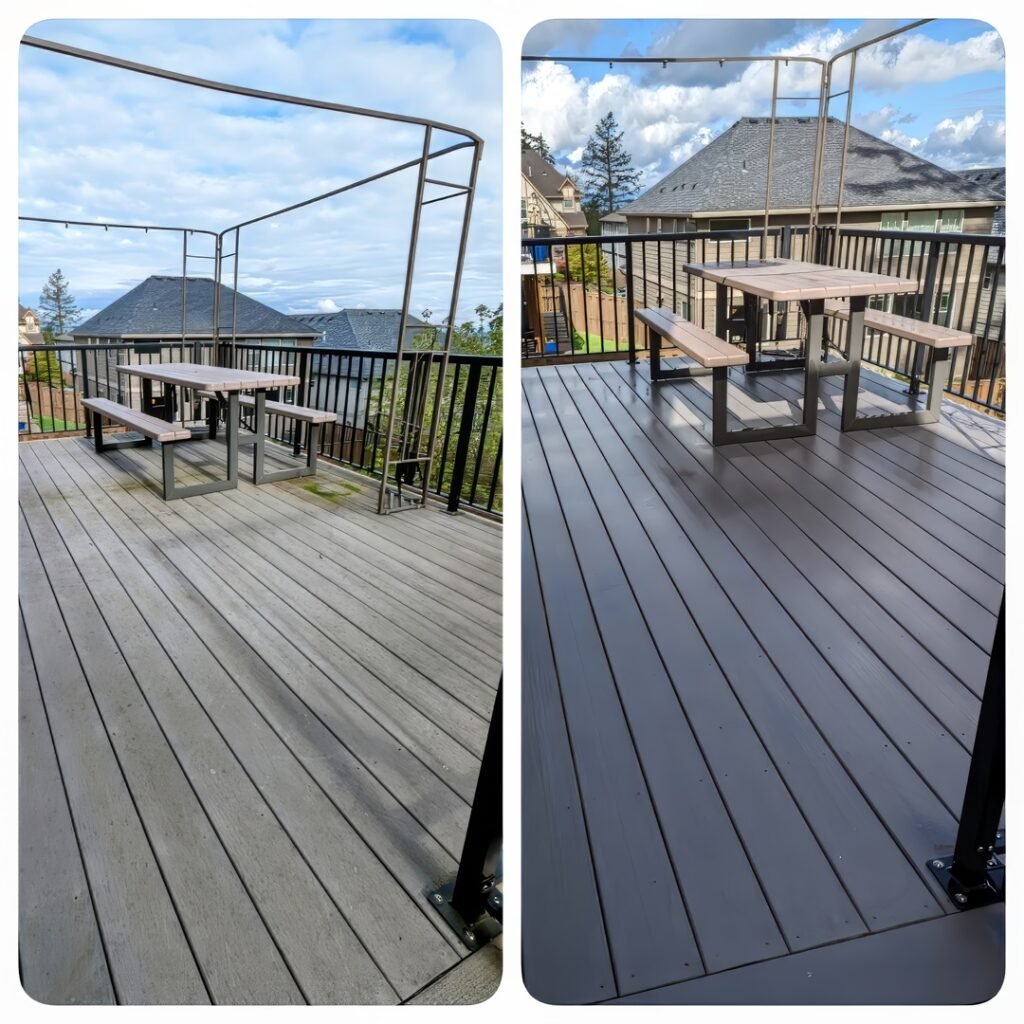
238, 395, 336, 423
81, 397, 192, 443
635, 306, 812, 446
825, 301, 974, 348
82, 396, 234, 500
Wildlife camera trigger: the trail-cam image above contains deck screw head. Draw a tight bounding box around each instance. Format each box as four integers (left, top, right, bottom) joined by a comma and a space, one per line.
977, 846, 985, 854
463, 929, 476, 943
933, 860, 945, 869
432, 893, 444, 904
954, 892, 968, 905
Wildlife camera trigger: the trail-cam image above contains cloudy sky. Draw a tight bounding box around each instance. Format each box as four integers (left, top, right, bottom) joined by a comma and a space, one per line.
19, 20, 501, 325
522, 19, 1004, 193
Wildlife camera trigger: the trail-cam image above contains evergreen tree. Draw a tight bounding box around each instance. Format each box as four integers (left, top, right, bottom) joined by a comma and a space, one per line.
579, 112, 642, 216
521, 123, 553, 161
38, 269, 82, 337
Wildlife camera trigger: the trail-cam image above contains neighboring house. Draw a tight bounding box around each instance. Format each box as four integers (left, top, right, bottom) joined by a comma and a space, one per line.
290, 308, 428, 428
70, 275, 319, 404
521, 150, 589, 238
19, 304, 45, 346
601, 117, 1005, 336
956, 166, 1005, 348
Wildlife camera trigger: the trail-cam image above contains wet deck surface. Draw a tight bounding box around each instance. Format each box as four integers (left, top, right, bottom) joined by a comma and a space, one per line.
19, 436, 501, 1004
522, 358, 1003, 1004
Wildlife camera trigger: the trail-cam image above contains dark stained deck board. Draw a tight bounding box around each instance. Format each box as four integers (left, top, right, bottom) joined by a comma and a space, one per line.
542, 368, 948, 925
523, 406, 706, 996
521, 526, 616, 1004
610, 904, 1004, 1005
621, 363, 984, 745
523, 360, 1003, 1004
19, 436, 502, 1004
18, 611, 116, 1006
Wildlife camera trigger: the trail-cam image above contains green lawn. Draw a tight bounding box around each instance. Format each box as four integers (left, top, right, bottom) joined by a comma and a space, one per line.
35, 414, 84, 432
572, 331, 631, 354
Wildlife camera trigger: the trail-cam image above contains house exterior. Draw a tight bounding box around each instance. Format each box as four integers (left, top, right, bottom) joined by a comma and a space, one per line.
600, 117, 1005, 344
521, 150, 589, 238
69, 275, 319, 405
19, 304, 45, 346
288, 308, 428, 427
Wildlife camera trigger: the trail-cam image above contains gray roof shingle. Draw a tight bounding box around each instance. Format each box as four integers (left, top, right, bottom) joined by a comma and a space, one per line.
956, 166, 1005, 199
522, 150, 578, 199
618, 117, 1006, 217
71, 276, 318, 340
291, 309, 427, 352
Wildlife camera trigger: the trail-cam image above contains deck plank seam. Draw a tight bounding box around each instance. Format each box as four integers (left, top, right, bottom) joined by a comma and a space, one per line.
17, 604, 119, 1004
567, 363, 959, 914
18, 501, 213, 1004
524, 388, 714, 977
19, 469, 311, 1004
588, 362, 974, 807
522, 510, 620, 998
28, 444, 413, 997
630, 363, 988, 703
58, 440, 476, 864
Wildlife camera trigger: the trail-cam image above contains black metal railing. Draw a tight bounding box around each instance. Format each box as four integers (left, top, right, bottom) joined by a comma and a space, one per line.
521, 224, 1005, 415
18, 341, 503, 516
818, 226, 1005, 413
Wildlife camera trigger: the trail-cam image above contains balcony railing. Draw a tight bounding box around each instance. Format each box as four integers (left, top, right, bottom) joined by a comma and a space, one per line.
18, 341, 503, 516
521, 225, 1005, 415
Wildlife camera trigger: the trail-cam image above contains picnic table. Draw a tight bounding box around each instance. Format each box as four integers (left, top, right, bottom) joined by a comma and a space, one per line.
680, 258, 919, 441
114, 362, 300, 495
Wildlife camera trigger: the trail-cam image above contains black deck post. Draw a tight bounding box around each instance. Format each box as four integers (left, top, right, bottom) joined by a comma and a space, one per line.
445, 361, 481, 514
928, 594, 1005, 907
428, 681, 502, 949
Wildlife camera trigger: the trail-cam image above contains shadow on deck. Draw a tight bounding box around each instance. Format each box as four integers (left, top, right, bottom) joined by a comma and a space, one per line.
523, 358, 1004, 1004
19, 435, 502, 1004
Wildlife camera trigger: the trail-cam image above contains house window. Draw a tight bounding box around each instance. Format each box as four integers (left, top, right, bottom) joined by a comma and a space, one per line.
937, 292, 954, 323
941, 209, 964, 233
521, 198, 527, 221
879, 212, 902, 231
906, 210, 936, 256
709, 218, 751, 232
563, 198, 573, 210
983, 273, 992, 289
674, 295, 690, 320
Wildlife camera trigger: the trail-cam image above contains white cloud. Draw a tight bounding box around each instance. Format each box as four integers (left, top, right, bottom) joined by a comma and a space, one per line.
19, 20, 501, 321
315, 298, 340, 312
522, 22, 1004, 191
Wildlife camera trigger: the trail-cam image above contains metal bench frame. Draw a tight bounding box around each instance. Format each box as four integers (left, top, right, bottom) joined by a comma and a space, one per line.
827, 297, 955, 431
91, 394, 239, 500
247, 391, 324, 485
647, 297, 823, 446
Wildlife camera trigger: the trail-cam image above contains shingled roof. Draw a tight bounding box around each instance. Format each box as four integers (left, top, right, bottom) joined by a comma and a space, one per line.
618, 117, 1006, 218
71, 276, 318, 340
291, 309, 427, 352
957, 166, 1005, 199
522, 149, 578, 200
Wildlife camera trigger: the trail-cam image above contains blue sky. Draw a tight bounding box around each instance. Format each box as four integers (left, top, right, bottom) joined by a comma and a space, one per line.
19, 20, 501, 325
522, 19, 1004, 189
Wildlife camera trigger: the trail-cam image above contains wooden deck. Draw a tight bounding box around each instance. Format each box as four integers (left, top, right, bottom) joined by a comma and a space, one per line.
19, 435, 501, 1004
522, 357, 1004, 1004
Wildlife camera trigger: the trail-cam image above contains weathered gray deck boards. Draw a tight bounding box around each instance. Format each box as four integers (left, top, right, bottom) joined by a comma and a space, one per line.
19, 436, 501, 1005
523, 360, 1003, 1004
19, 612, 115, 1005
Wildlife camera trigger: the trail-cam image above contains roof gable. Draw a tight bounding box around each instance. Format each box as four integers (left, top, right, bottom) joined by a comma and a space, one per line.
620, 117, 1005, 217
292, 309, 426, 352
522, 149, 579, 198
71, 276, 318, 339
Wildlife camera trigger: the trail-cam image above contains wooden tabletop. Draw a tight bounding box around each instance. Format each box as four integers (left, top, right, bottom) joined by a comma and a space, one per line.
682, 258, 919, 302
115, 361, 300, 391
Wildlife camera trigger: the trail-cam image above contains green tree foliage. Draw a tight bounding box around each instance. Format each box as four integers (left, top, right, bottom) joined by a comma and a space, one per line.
579, 111, 642, 216
38, 268, 83, 337
23, 347, 64, 386
521, 123, 552, 161
565, 244, 610, 287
